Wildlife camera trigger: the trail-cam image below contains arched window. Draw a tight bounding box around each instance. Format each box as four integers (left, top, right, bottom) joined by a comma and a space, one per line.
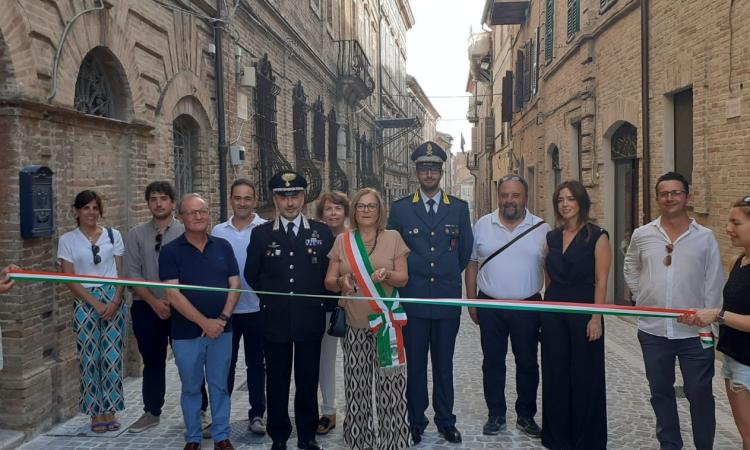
611, 122, 637, 160
73, 47, 131, 119
173, 115, 199, 199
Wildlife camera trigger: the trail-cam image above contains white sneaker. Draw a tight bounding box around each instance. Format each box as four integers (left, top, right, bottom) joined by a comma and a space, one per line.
248, 416, 266, 435
201, 410, 212, 438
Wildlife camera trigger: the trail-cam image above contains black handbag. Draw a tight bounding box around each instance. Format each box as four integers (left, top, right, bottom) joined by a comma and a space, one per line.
327, 306, 347, 337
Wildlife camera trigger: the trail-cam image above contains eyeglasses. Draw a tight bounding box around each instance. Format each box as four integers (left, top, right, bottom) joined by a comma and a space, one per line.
663, 244, 674, 267
182, 208, 209, 218
501, 175, 523, 183
416, 166, 442, 174
657, 190, 687, 200
91, 244, 101, 265
155, 232, 163, 252
355, 203, 379, 212
742, 196, 750, 205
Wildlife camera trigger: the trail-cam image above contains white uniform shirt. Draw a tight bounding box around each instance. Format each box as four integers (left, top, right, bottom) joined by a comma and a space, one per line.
470, 209, 550, 300
57, 226, 125, 288
212, 214, 267, 314
624, 217, 724, 339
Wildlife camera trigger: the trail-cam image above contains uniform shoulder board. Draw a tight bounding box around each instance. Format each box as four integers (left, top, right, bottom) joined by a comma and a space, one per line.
257, 220, 274, 229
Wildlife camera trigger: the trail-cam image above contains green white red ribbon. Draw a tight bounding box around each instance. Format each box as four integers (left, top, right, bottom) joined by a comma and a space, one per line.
342, 231, 407, 368
8, 269, 700, 321
699, 328, 715, 348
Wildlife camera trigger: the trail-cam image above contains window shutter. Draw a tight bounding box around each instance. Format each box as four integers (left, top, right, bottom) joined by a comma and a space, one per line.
484, 116, 495, 153
531, 28, 540, 95
523, 41, 531, 102
501, 71, 513, 122
567, 0, 580, 37
545, 0, 554, 64
514, 51, 525, 112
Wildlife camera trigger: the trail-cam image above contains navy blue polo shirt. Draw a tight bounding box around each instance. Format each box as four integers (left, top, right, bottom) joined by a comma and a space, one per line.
159, 233, 239, 339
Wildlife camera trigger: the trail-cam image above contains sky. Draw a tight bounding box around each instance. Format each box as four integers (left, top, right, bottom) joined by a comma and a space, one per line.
406, 0, 487, 154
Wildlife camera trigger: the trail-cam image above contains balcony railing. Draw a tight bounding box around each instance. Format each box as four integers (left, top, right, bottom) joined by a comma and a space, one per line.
336, 40, 375, 105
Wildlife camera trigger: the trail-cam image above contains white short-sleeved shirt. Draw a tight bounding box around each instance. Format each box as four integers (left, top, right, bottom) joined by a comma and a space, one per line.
57, 226, 125, 288
211, 214, 267, 314
470, 209, 549, 300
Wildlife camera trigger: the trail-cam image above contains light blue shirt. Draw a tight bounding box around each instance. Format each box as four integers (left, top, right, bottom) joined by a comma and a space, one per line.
420, 189, 442, 214
211, 214, 267, 314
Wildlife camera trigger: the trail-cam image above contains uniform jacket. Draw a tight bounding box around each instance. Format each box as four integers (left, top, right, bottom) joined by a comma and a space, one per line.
387, 191, 473, 319
245, 215, 335, 342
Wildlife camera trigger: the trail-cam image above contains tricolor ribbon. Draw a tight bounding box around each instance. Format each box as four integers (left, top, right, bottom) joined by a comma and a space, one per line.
699, 328, 715, 349
8, 269, 701, 321
342, 231, 407, 369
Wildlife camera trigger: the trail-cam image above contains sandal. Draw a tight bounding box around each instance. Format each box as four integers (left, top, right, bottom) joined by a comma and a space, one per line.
90, 422, 109, 433
107, 420, 121, 431
316, 415, 336, 435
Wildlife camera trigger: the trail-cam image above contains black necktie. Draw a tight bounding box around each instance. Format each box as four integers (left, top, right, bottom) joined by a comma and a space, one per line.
286, 222, 295, 239
427, 199, 436, 216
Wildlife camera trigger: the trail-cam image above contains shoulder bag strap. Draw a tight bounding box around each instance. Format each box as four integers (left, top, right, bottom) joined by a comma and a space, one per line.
478, 220, 546, 270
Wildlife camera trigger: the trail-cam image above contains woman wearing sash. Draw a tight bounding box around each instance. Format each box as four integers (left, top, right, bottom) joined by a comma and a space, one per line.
325, 188, 411, 450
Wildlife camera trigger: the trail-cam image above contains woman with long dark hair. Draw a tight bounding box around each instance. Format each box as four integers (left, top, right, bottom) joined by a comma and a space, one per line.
541, 180, 611, 449
57, 190, 127, 433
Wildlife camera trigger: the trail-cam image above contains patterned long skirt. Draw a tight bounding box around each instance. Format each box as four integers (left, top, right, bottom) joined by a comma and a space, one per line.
342, 326, 410, 450
73, 285, 128, 416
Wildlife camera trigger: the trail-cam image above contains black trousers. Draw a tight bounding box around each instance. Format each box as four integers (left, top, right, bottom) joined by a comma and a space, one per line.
477, 291, 540, 420
131, 300, 171, 416
227, 311, 266, 420
638, 330, 715, 450
265, 339, 321, 445
541, 312, 606, 450
403, 316, 460, 432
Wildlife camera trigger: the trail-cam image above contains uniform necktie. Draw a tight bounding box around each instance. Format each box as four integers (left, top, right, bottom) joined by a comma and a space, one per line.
427, 199, 436, 216
286, 222, 295, 239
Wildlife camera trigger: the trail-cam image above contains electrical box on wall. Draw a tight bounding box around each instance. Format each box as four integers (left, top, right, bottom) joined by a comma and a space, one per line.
229, 145, 246, 165
239, 67, 256, 88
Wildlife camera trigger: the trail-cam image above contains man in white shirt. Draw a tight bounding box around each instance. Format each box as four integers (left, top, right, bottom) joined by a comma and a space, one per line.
624, 172, 724, 450
211, 179, 268, 436
465, 175, 549, 438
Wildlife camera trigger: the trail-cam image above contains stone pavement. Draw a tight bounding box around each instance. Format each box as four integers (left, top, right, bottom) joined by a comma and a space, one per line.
19, 315, 740, 449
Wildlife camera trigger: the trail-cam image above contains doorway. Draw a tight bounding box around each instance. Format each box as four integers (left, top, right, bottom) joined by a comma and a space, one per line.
611, 122, 638, 305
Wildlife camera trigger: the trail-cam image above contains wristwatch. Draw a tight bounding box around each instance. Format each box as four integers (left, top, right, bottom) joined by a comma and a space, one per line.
716, 308, 726, 325
218, 313, 230, 322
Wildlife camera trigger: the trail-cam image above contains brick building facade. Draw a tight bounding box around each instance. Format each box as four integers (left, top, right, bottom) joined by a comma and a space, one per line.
0, 0, 437, 435
472, 0, 750, 304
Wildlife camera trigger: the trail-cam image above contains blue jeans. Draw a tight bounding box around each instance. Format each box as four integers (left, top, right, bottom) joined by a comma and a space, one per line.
173, 333, 232, 443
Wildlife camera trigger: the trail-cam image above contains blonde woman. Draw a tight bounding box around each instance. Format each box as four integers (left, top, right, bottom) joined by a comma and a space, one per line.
315, 191, 349, 435
325, 188, 411, 449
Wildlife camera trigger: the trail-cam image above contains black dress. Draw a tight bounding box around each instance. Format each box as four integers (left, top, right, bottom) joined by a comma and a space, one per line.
542, 224, 607, 450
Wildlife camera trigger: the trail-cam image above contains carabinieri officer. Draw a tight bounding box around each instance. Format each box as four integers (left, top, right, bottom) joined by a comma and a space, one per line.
387, 141, 473, 444
245, 171, 334, 450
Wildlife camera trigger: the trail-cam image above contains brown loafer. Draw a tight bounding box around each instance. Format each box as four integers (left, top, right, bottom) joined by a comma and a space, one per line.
316, 415, 336, 435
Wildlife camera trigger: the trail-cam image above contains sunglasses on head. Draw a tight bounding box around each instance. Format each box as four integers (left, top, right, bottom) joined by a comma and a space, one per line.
91, 244, 101, 265
663, 244, 673, 267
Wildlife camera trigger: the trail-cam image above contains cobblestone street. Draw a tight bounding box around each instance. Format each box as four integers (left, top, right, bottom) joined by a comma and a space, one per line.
20, 315, 740, 449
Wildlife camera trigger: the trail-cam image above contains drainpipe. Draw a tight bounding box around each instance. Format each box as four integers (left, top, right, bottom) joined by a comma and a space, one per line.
640, 0, 651, 223
215, 0, 228, 221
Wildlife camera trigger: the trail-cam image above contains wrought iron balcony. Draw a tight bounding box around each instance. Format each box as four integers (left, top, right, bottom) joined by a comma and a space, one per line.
336, 40, 375, 105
